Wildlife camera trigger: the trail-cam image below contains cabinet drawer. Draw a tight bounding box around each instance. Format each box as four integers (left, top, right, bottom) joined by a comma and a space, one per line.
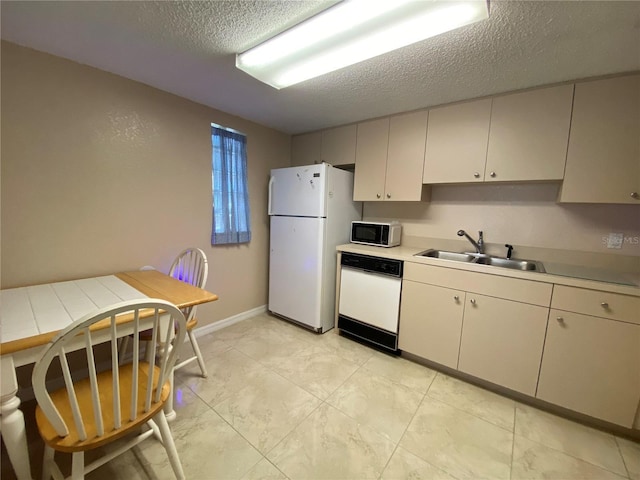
404, 263, 552, 306
551, 285, 640, 325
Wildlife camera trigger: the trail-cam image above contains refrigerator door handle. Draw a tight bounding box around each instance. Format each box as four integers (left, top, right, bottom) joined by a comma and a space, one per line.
268, 176, 275, 215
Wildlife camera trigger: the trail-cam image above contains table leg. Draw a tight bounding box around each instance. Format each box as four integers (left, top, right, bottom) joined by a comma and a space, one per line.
0, 357, 34, 480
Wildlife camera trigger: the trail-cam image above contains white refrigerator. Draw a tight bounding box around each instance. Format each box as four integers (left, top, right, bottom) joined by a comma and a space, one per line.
268, 163, 361, 333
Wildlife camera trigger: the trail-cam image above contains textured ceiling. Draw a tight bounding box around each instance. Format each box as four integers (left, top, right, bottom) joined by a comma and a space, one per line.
2, 1, 639, 134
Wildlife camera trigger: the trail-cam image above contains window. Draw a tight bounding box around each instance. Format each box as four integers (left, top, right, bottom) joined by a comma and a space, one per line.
211, 124, 251, 245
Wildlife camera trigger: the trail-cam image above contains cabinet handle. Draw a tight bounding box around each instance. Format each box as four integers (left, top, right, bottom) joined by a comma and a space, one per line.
376, 193, 381, 199
556, 317, 564, 323
474, 172, 480, 178
470, 299, 476, 305
601, 302, 609, 308
631, 192, 639, 199
490, 171, 496, 178
386, 193, 391, 199
454, 295, 460, 302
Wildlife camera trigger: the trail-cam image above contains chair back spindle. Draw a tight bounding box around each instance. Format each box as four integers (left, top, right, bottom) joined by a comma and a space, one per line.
110, 316, 122, 429
84, 328, 104, 437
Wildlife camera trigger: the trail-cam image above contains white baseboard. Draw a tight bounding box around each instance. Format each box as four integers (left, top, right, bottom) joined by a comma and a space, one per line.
191, 304, 267, 338
19, 305, 266, 402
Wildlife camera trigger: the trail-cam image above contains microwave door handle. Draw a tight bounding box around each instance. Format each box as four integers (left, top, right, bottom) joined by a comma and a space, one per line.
268, 176, 275, 215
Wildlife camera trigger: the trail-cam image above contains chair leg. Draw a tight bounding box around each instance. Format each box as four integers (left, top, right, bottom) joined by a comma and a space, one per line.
146, 418, 164, 444
41, 445, 55, 480
154, 411, 185, 480
187, 330, 208, 378
71, 451, 84, 480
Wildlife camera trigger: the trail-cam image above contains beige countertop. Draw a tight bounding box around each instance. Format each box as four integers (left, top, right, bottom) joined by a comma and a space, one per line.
337, 242, 640, 297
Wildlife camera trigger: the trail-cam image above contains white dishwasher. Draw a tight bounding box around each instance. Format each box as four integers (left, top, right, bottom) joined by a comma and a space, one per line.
338, 252, 403, 352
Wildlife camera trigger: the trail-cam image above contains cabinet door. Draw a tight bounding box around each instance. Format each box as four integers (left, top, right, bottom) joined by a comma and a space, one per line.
321, 125, 357, 166
291, 132, 322, 167
485, 84, 573, 182
385, 110, 428, 200
399, 281, 465, 369
423, 99, 491, 183
458, 294, 548, 395
354, 118, 389, 201
559, 74, 640, 204
537, 310, 640, 427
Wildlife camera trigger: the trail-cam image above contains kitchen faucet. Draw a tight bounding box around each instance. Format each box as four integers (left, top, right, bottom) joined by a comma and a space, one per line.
457, 230, 484, 254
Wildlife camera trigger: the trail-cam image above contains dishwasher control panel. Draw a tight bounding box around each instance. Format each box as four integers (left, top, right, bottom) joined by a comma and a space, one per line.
340, 252, 403, 277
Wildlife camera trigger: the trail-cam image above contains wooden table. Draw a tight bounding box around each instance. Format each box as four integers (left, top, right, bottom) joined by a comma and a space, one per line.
0, 270, 218, 480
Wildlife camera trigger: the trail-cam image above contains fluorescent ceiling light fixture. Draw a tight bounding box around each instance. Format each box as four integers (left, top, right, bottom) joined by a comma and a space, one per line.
236, 0, 490, 89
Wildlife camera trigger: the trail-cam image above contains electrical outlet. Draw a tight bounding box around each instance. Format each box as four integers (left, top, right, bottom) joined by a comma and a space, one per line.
606, 232, 624, 249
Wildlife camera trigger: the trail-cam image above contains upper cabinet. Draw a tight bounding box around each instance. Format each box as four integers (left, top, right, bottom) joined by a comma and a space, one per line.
385, 110, 429, 200
423, 98, 491, 183
485, 84, 574, 182
298, 74, 638, 204
290, 125, 356, 167
422, 84, 573, 184
321, 125, 357, 166
354, 111, 428, 201
559, 74, 640, 204
353, 118, 389, 201
291, 132, 322, 167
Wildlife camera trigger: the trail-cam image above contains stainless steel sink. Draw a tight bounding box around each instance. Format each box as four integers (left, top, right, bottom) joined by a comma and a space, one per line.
417, 250, 476, 262
414, 249, 545, 273
472, 256, 545, 272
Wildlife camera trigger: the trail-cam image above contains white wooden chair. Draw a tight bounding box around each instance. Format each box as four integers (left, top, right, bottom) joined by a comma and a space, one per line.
32, 299, 187, 480
120, 248, 209, 377
166, 248, 209, 377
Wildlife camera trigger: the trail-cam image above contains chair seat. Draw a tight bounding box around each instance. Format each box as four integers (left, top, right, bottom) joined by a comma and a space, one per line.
138, 317, 198, 341
186, 317, 198, 331
35, 362, 169, 453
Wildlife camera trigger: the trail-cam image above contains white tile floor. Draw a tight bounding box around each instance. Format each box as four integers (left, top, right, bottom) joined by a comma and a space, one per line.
2, 312, 639, 480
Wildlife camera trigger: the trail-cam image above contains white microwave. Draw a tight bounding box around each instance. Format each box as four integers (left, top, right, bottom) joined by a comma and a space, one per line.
350, 221, 401, 247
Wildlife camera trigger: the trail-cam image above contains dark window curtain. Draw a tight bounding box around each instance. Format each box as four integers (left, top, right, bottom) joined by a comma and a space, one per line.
211, 126, 251, 245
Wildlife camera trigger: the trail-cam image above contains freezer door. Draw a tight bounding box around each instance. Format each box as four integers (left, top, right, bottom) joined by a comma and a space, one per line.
269, 164, 327, 217
269, 216, 325, 329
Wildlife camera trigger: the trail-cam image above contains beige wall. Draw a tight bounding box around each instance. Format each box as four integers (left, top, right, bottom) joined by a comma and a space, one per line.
365, 183, 640, 261
1, 41, 290, 325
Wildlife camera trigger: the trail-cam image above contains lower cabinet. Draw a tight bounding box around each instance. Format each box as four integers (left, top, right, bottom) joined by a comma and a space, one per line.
397, 261, 640, 428
457, 294, 549, 396
536, 309, 640, 427
399, 264, 550, 394
399, 281, 465, 369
